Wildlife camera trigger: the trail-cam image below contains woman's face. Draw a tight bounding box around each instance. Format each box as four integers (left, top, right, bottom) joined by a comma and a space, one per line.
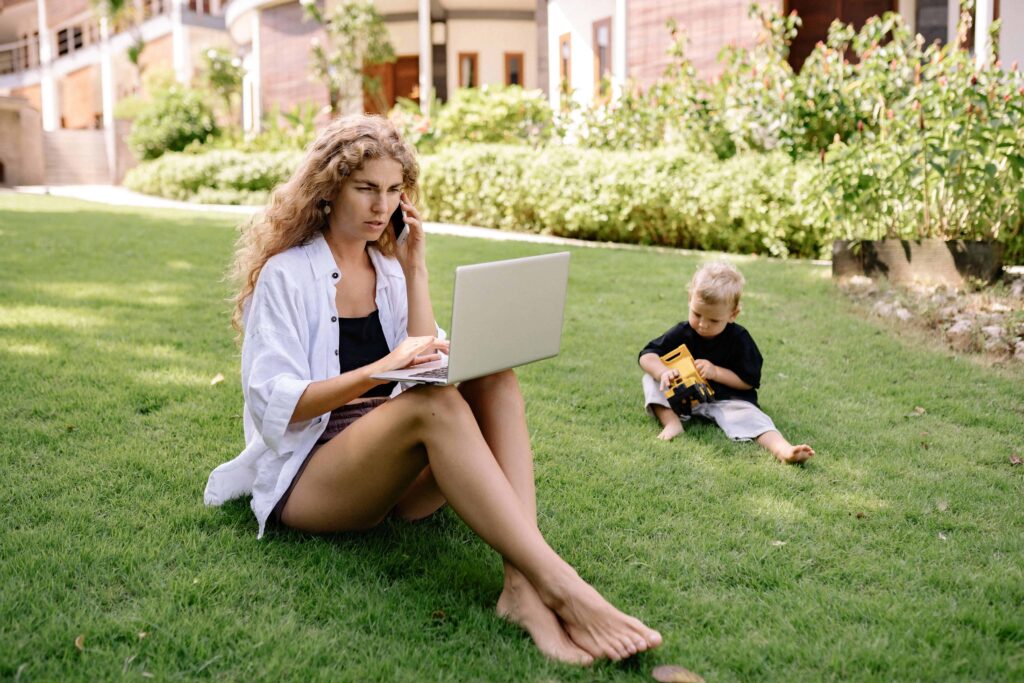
328, 157, 405, 244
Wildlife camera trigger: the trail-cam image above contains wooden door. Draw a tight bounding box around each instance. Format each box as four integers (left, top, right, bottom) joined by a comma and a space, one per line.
363, 56, 419, 114
786, 0, 896, 71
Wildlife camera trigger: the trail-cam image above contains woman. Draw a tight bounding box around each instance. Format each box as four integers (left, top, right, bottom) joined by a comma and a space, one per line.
204, 114, 661, 664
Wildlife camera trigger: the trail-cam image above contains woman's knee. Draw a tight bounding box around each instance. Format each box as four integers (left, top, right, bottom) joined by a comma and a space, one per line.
459, 369, 523, 406
409, 384, 473, 426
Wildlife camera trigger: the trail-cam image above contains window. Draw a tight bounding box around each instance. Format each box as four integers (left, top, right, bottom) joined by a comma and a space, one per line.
593, 18, 611, 98
458, 52, 478, 88
56, 26, 84, 56
505, 52, 523, 86
558, 33, 571, 89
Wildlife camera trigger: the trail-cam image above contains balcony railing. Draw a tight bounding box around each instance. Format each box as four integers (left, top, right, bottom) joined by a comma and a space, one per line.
0, 0, 224, 77
0, 34, 39, 75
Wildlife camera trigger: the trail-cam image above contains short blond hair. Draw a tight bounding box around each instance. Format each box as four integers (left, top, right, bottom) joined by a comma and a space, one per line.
688, 261, 745, 310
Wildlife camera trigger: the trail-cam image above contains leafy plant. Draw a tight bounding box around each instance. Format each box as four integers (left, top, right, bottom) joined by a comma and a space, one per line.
301, 0, 395, 115
432, 85, 552, 146
123, 149, 301, 202
128, 86, 218, 160
200, 47, 243, 122
388, 95, 440, 153
418, 144, 825, 257
819, 7, 1024, 255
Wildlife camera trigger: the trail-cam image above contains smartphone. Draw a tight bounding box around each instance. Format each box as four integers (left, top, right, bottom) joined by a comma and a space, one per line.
390, 205, 409, 245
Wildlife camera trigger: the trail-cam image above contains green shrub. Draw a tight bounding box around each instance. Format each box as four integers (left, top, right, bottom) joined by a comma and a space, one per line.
817, 14, 1024, 258
419, 144, 826, 257
123, 150, 301, 203
433, 85, 552, 146
128, 86, 219, 160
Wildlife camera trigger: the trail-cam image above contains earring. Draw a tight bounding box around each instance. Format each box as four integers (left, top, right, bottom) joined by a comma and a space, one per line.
323, 203, 331, 215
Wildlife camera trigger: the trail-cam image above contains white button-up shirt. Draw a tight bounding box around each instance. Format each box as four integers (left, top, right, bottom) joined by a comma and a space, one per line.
203, 233, 443, 538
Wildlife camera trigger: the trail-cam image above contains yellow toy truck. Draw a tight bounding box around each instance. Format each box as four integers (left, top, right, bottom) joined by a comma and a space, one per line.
660, 344, 714, 415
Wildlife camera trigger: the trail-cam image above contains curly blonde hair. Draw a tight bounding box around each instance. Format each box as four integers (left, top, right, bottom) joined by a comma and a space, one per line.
230, 114, 419, 332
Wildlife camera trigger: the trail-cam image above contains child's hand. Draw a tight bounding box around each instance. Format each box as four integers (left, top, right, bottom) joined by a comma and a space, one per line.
659, 368, 680, 391
694, 359, 716, 381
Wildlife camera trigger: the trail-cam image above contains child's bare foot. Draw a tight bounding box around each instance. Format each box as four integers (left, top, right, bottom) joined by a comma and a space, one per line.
775, 443, 815, 464
757, 431, 814, 464
540, 568, 662, 661
657, 422, 683, 441
652, 406, 683, 441
497, 574, 594, 666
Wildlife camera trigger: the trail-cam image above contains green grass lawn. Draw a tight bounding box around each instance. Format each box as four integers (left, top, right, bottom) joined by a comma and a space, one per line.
1, 193, 1022, 682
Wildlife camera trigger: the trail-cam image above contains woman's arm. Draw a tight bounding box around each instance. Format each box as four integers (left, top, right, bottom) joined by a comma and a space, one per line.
394, 194, 437, 337
289, 335, 449, 424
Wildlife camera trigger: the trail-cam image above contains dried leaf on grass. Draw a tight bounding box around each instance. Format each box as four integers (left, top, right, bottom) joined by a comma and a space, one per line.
906, 406, 927, 417
770, 540, 787, 547
74, 634, 85, 651
209, 373, 225, 386
936, 500, 949, 512
1010, 454, 1022, 466
652, 664, 706, 683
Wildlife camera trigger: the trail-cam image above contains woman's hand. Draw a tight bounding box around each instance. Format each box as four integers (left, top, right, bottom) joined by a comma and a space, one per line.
693, 359, 716, 382
372, 335, 449, 375
394, 193, 427, 274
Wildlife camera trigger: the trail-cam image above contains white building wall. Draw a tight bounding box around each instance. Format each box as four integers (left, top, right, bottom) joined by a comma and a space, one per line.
384, 19, 420, 53
999, 1, 1024, 68
445, 18, 535, 95
545, 0, 615, 110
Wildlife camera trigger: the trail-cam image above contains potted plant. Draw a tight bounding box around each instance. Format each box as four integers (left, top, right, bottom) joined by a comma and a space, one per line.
819, 11, 1023, 286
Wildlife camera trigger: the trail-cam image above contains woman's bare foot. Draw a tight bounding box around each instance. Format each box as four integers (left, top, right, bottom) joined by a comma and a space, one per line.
497, 573, 594, 666
775, 443, 815, 464
539, 568, 662, 662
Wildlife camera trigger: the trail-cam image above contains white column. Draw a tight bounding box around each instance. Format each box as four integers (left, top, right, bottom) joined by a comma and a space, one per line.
974, 0, 993, 68
100, 16, 118, 183
250, 9, 262, 133
171, 0, 191, 84
36, 0, 59, 131
612, 0, 627, 99
418, 0, 431, 114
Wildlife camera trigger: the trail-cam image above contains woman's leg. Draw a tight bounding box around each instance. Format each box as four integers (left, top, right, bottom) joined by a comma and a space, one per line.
456, 371, 593, 664
281, 384, 661, 661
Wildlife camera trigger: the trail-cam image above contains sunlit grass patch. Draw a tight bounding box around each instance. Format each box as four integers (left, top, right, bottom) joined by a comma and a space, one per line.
0, 194, 1022, 682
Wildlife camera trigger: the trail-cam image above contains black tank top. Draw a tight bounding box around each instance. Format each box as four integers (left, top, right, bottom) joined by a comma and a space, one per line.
337, 309, 396, 398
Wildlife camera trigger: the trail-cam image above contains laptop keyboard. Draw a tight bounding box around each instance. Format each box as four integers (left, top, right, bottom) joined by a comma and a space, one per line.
409, 366, 449, 380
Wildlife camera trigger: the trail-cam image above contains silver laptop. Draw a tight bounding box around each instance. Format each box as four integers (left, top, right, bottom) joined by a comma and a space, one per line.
371, 251, 570, 385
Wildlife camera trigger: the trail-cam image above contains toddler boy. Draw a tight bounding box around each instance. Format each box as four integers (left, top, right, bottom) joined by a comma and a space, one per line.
638, 262, 814, 464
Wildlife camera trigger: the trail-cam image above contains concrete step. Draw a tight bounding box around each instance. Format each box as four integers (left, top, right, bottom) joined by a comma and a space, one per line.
42, 130, 111, 185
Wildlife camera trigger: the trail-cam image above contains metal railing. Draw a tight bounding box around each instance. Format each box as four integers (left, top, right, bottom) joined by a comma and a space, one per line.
0, 0, 225, 76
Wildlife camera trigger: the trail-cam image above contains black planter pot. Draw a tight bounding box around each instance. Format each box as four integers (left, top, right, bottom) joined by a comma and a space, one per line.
832, 239, 1004, 287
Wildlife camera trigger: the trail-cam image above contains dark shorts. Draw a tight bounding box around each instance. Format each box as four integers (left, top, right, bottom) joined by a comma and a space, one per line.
268, 397, 388, 529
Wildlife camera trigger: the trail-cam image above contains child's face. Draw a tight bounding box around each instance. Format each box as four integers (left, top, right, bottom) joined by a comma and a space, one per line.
688, 296, 739, 338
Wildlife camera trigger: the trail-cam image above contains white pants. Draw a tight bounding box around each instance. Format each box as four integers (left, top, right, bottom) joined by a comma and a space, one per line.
641, 373, 777, 441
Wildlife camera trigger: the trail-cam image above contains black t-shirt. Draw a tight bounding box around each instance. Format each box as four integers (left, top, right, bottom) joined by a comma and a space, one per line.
639, 321, 763, 405
338, 309, 396, 398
